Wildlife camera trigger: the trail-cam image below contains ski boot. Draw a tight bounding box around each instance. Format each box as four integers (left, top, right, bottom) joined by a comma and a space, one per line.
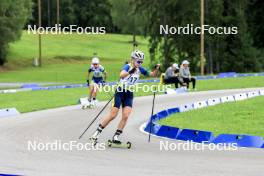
89, 99, 97, 109
89, 129, 101, 146
89, 137, 98, 146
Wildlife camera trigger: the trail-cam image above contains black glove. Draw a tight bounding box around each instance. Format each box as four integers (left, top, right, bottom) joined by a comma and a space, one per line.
128, 67, 137, 74
101, 80, 106, 86
86, 79, 89, 86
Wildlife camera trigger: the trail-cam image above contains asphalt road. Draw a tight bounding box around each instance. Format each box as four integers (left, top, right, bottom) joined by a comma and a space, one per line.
0, 88, 263, 176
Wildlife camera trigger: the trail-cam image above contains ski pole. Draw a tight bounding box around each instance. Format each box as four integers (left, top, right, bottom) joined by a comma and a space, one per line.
148, 86, 157, 142
79, 95, 114, 139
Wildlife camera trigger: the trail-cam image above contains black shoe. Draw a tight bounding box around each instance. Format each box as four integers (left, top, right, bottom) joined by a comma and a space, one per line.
112, 140, 121, 144
89, 137, 98, 145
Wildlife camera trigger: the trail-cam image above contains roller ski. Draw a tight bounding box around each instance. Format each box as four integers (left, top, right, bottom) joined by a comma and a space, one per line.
80, 98, 90, 109
107, 130, 132, 149
81, 101, 93, 109
82, 103, 90, 109
81, 99, 97, 109
107, 139, 132, 149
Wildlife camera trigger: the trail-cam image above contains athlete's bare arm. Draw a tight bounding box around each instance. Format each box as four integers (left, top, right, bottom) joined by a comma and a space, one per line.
150, 64, 160, 77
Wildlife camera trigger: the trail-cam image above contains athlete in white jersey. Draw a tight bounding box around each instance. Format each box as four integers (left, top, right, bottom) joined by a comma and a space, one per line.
90, 50, 160, 144
86, 57, 107, 107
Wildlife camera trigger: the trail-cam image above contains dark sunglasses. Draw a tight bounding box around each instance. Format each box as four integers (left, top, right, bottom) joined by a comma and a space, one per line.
136, 60, 143, 64
93, 63, 98, 66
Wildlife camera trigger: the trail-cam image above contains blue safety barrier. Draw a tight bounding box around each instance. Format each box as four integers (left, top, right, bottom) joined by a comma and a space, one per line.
1, 72, 264, 94
211, 134, 264, 148
196, 75, 217, 80
217, 72, 237, 78
176, 129, 214, 143
144, 89, 264, 148
144, 122, 161, 134
138, 79, 160, 83
31, 87, 43, 91
21, 84, 39, 88
156, 125, 181, 139
148, 114, 158, 122
167, 107, 180, 115
156, 110, 169, 120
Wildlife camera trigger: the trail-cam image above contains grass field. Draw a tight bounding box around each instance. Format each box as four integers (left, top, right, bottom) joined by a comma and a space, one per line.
1, 31, 264, 114
0, 31, 149, 83
0, 82, 161, 112
159, 96, 264, 137
0, 76, 264, 113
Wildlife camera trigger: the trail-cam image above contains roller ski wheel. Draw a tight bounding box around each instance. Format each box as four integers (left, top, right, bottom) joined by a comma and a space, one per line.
81, 101, 91, 109
89, 104, 96, 109
107, 140, 132, 149
89, 101, 96, 109
82, 104, 96, 109
82, 105, 89, 109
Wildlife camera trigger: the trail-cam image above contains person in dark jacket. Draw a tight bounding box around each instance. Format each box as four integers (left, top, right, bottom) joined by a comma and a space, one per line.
164, 63, 185, 88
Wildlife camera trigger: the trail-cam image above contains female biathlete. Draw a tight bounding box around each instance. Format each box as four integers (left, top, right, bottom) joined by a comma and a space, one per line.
86, 57, 107, 108
90, 50, 160, 144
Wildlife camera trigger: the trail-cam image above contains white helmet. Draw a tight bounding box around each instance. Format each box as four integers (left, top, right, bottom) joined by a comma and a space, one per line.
131, 50, 145, 61
182, 60, 190, 65
172, 63, 179, 69
92, 57, 99, 64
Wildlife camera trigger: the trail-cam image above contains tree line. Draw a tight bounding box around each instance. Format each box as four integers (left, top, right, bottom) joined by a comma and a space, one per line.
134, 0, 264, 73
0, 0, 263, 74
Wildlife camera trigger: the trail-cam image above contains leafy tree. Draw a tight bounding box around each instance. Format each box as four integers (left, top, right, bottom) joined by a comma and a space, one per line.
247, 0, 264, 48
74, 0, 114, 30
134, 0, 200, 71
0, 0, 32, 65
29, 0, 76, 27
110, 0, 147, 46
135, 0, 263, 73
110, 0, 137, 34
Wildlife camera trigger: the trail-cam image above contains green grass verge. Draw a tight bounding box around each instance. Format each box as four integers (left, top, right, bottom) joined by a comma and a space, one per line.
0, 76, 264, 113
0, 31, 149, 83
0, 82, 161, 113
197, 76, 264, 91
159, 96, 264, 137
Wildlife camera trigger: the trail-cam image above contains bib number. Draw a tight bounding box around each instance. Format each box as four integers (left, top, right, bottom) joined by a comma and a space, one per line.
128, 76, 138, 85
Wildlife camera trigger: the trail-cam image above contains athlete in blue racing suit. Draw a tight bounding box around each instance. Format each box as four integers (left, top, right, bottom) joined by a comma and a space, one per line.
90, 50, 160, 144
